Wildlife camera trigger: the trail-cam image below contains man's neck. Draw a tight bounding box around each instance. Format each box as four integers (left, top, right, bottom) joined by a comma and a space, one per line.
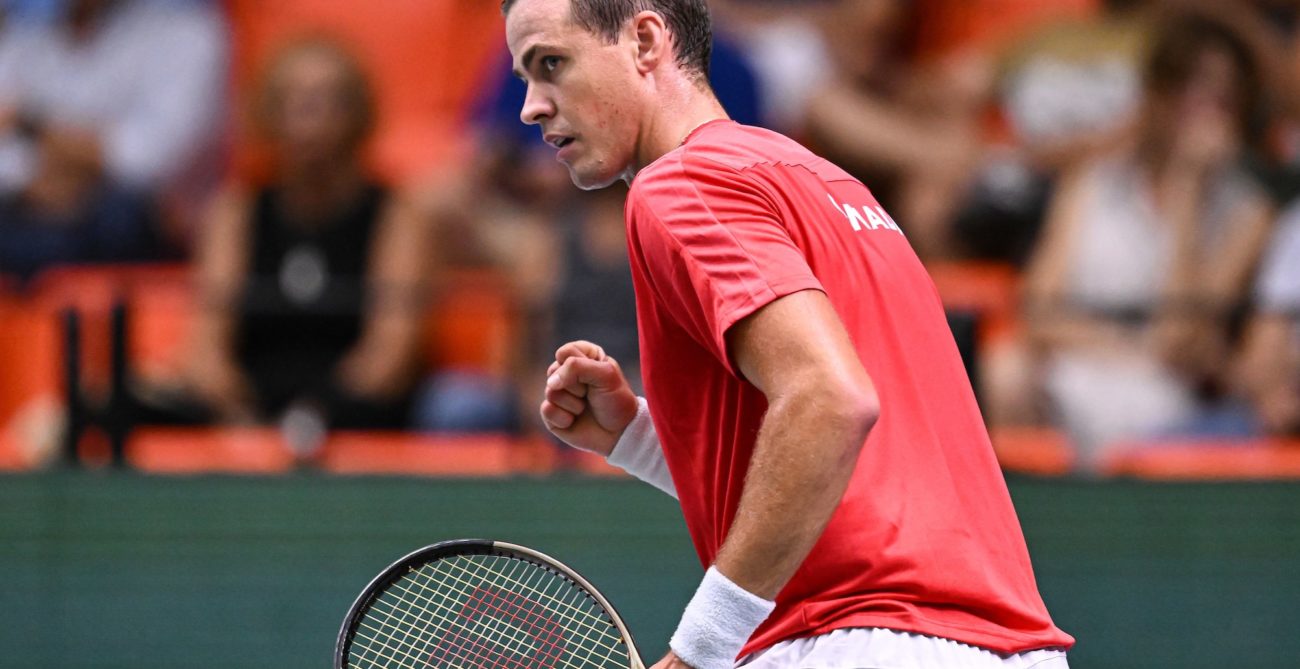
631, 80, 729, 178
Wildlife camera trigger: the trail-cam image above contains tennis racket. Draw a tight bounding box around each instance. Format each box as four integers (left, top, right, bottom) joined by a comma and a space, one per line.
336, 538, 647, 669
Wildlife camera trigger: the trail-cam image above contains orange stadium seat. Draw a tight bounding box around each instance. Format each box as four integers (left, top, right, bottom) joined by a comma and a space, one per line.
28, 266, 121, 396
0, 284, 62, 469
1099, 439, 1300, 481
127, 427, 295, 474
988, 426, 1076, 476
0, 265, 194, 470
564, 448, 633, 479
318, 432, 557, 477
927, 261, 1023, 345
124, 268, 195, 380
224, 0, 505, 184
0, 284, 46, 470
27, 264, 192, 391
0, 288, 38, 425
0, 433, 25, 471
425, 269, 522, 379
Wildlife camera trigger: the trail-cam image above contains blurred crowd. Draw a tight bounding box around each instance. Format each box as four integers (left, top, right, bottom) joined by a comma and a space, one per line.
1, 0, 1298, 471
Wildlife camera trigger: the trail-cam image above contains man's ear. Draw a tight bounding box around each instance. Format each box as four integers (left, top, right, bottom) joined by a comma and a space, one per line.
630, 10, 671, 75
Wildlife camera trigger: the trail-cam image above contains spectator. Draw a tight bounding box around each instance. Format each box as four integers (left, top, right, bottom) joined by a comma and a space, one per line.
1239, 202, 1300, 436
776, 0, 1084, 259
953, 0, 1150, 264
0, 0, 227, 279
1241, 8, 1300, 434
1011, 12, 1275, 463
223, 0, 505, 189
142, 38, 429, 441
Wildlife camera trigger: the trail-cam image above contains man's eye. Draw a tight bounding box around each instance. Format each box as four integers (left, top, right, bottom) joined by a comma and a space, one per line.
542, 56, 561, 72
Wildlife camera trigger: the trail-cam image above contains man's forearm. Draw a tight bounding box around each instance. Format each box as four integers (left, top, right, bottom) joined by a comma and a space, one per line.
664, 292, 879, 669
666, 388, 875, 669
713, 388, 877, 599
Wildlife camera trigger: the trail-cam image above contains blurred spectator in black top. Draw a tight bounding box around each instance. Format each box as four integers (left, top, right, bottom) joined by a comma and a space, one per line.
0, 0, 226, 280
144, 38, 430, 438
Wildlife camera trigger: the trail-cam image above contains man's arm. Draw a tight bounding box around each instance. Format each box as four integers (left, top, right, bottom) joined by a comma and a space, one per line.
657, 288, 879, 669
713, 288, 879, 597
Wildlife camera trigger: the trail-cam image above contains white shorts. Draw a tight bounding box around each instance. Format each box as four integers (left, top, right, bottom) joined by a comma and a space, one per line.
737, 627, 1070, 669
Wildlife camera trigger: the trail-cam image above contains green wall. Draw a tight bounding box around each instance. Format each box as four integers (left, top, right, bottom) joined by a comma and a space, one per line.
1, 473, 1298, 668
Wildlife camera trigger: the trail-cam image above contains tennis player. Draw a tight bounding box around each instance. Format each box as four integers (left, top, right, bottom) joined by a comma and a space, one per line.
504, 1, 1075, 667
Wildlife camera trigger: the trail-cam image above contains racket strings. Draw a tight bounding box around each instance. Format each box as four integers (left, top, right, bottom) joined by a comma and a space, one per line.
347, 553, 630, 669
451, 555, 626, 667
383, 558, 601, 669
355, 558, 577, 669
356, 576, 462, 669
356, 557, 622, 669
434, 557, 613, 669
451, 554, 624, 644
351, 560, 517, 668
354, 582, 530, 668
435, 555, 625, 668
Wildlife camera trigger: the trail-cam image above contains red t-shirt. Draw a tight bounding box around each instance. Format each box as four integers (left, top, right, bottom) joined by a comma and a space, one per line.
624, 120, 1073, 656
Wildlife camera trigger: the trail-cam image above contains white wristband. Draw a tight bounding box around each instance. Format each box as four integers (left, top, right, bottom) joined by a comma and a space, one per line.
670, 566, 776, 669
606, 397, 677, 498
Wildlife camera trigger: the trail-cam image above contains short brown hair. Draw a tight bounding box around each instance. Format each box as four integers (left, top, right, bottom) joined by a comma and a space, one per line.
502, 0, 713, 79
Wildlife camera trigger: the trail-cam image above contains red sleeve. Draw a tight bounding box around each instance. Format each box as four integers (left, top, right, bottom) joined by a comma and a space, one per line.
629, 153, 824, 374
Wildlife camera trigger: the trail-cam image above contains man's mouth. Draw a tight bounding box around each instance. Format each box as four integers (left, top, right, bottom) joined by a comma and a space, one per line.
545, 134, 575, 149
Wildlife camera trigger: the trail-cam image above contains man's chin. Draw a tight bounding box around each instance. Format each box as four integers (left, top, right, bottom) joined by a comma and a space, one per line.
567, 167, 623, 191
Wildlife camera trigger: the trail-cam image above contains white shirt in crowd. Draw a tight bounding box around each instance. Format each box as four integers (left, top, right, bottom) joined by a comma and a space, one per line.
0, 0, 227, 192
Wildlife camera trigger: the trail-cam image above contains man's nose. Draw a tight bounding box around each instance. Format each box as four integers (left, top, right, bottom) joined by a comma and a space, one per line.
520, 83, 555, 126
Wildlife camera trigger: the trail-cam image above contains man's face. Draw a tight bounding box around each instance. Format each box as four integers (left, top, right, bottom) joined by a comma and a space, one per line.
507, 0, 644, 189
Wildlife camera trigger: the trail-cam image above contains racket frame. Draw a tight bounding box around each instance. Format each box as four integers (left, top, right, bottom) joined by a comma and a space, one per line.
335, 538, 647, 669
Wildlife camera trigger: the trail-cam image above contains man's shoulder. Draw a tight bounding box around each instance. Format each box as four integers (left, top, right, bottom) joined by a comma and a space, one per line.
631, 122, 818, 199
682, 121, 815, 173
